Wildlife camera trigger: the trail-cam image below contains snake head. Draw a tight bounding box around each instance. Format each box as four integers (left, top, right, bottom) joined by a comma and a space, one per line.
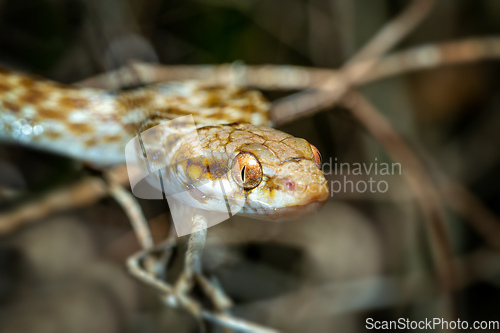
223, 125, 329, 221
166, 123, 329, 222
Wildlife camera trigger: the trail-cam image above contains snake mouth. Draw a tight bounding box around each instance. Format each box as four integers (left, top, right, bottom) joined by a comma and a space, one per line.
240, 176, 330, 221
241, 198, 329, 222
280, 200, 328, 221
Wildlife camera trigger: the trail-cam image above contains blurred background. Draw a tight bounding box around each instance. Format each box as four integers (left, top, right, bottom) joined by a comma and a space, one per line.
1, 0, 500, 332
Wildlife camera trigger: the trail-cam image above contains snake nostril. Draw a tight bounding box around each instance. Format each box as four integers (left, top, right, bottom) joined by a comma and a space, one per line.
285, 180, 295, 192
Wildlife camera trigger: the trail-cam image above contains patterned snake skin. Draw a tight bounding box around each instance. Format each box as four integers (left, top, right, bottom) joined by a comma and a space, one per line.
0, 67, 329, 220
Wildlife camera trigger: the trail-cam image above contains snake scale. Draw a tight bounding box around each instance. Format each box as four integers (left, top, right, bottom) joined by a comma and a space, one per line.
0, 67, 329, 221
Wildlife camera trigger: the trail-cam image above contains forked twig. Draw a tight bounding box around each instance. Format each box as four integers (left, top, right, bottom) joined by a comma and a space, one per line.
71, 38, 498, 91
5, 35, 500, 236
4, 38, 500, 267
3, 38, 500, 281
341, 90, 455, 291
3, 1, 500, 327
271, 0, 436, 123
127, 230, 278, 333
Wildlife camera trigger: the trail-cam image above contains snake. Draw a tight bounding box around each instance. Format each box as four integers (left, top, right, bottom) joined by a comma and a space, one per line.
0, 66, 329, 221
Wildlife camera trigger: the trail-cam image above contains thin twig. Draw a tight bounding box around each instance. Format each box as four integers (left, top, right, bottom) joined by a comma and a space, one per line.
430, 159, 500, 250
272, 37, 500, 123
342, 90, 456, 292
0, 165, 129, 236
73, 37, 500, 102
347, 0, 436, 64
340, 91, 458, 329
201, 312, 279, 333
127, 241, 279, 333
0, 176, 108, 235
107, 180, 153, 250
195, 273, 233, 311
149, 214, 246, 331
273, 0, 436, 124
5, 37, 500, 243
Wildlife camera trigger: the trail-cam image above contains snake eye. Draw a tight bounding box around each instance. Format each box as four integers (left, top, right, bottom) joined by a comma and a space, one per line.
310, 144, 322, 168
231, 152, 262, 190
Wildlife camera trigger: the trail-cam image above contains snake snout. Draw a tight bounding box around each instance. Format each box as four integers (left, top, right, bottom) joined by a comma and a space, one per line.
280, 168, 329, 206
304, 180, 329, 204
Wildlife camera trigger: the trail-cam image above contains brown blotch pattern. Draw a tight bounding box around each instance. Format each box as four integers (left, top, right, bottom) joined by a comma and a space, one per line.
120, 95, 150, 109
59, 96, 89, 109
201, 85, 225, 92
38, 107, 67, 121
0, 82, 11, 93
84, 138, 99, 148
102, 135, 123, 143
44, 131, 62, 140
123, 122, 141, 135
18, 77, 36, 89
68, 122, 95, 135
204, 95, 222, 108
3, 101, 20, 112
21, 89, 45, 105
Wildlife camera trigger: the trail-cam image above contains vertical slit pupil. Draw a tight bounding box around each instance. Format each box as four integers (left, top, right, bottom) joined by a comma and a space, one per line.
241, 165, 246, 182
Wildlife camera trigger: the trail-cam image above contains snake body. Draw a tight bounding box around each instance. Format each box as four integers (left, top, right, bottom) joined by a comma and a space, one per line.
0, 67, 329, 220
